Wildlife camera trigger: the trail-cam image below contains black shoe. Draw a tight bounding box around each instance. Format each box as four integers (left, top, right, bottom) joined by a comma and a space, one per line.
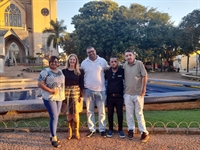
128, 130, 133, 140
86, 131, 96, 137
51, 140, 61, 148
140, 132, 149, 143
100, 131, 106, 137
50, 137, 61, 144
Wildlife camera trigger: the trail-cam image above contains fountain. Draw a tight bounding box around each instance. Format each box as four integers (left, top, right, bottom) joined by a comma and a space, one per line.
0, 78, 200, 112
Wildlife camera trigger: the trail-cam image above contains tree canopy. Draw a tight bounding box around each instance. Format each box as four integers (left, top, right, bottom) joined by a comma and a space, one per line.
58, 1, 200, 72
178, 9, 200, 55
71, 1, 173, 62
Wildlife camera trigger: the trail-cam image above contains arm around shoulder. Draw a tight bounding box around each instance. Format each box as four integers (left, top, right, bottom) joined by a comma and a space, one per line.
79, 69, 85, 97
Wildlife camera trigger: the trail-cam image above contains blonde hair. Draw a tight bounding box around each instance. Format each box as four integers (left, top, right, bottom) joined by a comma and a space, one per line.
65, 54, 81, 76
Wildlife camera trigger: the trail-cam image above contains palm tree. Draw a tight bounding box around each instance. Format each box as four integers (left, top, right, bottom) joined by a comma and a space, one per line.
43, 19, 67, 55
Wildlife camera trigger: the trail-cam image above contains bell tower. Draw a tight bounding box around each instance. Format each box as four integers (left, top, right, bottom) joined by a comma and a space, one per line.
31, 0, 57, 56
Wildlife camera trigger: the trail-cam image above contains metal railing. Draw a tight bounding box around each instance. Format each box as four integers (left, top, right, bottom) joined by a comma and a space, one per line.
0, 120, 199, 130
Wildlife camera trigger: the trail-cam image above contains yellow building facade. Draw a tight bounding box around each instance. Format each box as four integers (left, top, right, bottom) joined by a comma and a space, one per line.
174, 52, 199, 71
181, 52, 199, 70
0, 0, 57, 72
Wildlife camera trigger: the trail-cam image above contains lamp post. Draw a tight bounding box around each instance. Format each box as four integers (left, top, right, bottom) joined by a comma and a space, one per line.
195, 47, 199, 76
195, 51, 198, 76
42, 53, 44, 70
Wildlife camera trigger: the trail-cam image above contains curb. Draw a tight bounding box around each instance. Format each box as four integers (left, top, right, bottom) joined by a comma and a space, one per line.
0, 127, 200, 135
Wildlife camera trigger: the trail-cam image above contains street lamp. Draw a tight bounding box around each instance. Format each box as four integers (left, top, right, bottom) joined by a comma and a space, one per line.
195, 47, 199, 76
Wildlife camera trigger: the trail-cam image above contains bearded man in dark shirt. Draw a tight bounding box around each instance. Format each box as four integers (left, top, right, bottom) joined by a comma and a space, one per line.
105, 56, 125, 138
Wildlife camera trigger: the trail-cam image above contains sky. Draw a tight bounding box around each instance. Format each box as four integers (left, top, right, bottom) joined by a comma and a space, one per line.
57, 0, 200, 33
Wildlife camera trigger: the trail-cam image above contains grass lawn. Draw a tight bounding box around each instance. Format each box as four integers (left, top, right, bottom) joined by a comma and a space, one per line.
1, 109, 199, 128
144, 109, 200, 127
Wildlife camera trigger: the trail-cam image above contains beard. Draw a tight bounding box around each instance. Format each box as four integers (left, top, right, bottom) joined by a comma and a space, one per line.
112, 66, 118, 70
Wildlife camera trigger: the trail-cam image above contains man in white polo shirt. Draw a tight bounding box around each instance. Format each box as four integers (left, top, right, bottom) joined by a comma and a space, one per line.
123, 49, 149, 142
81, 46, 109, 137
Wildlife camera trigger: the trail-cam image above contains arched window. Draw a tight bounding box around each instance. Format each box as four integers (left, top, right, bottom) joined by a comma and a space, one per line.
4, 4, 22, 27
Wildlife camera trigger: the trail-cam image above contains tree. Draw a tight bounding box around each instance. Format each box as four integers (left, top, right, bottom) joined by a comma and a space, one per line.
178, 9, 200, 72
61, 32, 78, 55
26, 56, 36, 64
126, 4, 174, 71
35, 52, 43, 65
43, 19, 67, 54
72, 1, 120, 60
179, 9, 200, 48
58, 52, 67, 65
72, 1, 173, 62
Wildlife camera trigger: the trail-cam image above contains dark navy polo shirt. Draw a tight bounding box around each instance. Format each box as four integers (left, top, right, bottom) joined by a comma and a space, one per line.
105, 67, 124, 95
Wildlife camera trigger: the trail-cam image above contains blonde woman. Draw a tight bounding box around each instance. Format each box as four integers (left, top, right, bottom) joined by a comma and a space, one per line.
61, 54, 84, 140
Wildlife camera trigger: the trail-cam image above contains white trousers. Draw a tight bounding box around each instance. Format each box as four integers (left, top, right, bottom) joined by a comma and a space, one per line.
124, 94, 149, 134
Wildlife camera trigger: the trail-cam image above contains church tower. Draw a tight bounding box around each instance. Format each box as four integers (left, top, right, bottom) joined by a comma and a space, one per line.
31, 0, 57, 56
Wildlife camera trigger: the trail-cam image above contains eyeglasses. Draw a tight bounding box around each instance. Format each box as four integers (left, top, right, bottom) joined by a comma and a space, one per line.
87, 50, 95, 54
112, 72, 115, 79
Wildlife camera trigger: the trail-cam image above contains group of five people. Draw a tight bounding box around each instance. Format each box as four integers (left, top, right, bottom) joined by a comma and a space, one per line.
38, 46, 149, 148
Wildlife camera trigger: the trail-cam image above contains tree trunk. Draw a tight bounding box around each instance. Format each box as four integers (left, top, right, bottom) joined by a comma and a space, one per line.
56, 45, 59, 56
160, 57, 163, 72
187, 55, 189, 72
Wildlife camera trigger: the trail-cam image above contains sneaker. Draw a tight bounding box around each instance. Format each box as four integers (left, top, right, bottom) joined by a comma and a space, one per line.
86, 131, 96, 137
128, 130, 133, 140
107, 130, 113, 138
118, 131, 125, 138
140, 132, 149, 143
100, 131, 106, 137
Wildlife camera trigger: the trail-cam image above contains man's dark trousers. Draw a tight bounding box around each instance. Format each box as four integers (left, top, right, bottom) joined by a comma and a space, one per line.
107, 95, 123, 131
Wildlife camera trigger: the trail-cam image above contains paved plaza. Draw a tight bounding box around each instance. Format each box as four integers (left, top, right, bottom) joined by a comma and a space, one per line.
0, 65, 200, 150
0, 132, 199, 150
0, 65, 199, 81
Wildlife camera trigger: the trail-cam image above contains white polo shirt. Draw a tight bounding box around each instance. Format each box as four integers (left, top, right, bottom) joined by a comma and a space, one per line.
81, 56, 109, 91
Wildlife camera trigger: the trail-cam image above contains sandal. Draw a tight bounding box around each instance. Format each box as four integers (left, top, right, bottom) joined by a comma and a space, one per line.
51, 140, 61, 148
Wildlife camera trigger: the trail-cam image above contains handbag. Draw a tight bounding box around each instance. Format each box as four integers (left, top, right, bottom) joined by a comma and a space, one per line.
76, 97, 83, 113
61, 100, 67, 114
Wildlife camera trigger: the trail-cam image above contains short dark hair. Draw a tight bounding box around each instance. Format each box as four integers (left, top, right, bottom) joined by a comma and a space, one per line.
125, 49, 137, 56
125, 49, 134, 54
49, 56, 59, 65
110, 55, 118, 59
86, 46, 94, 50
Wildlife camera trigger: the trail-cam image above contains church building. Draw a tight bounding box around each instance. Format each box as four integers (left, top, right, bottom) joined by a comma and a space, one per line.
0, 0, 57, 72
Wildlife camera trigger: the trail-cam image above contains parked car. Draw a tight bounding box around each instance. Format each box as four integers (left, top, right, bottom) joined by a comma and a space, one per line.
145, 62, 152, 70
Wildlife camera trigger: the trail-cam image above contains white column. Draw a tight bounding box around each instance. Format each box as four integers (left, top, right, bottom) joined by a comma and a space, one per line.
0, 36, 5, 73
0, 93, 5, 102
25, 47, 28, 63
